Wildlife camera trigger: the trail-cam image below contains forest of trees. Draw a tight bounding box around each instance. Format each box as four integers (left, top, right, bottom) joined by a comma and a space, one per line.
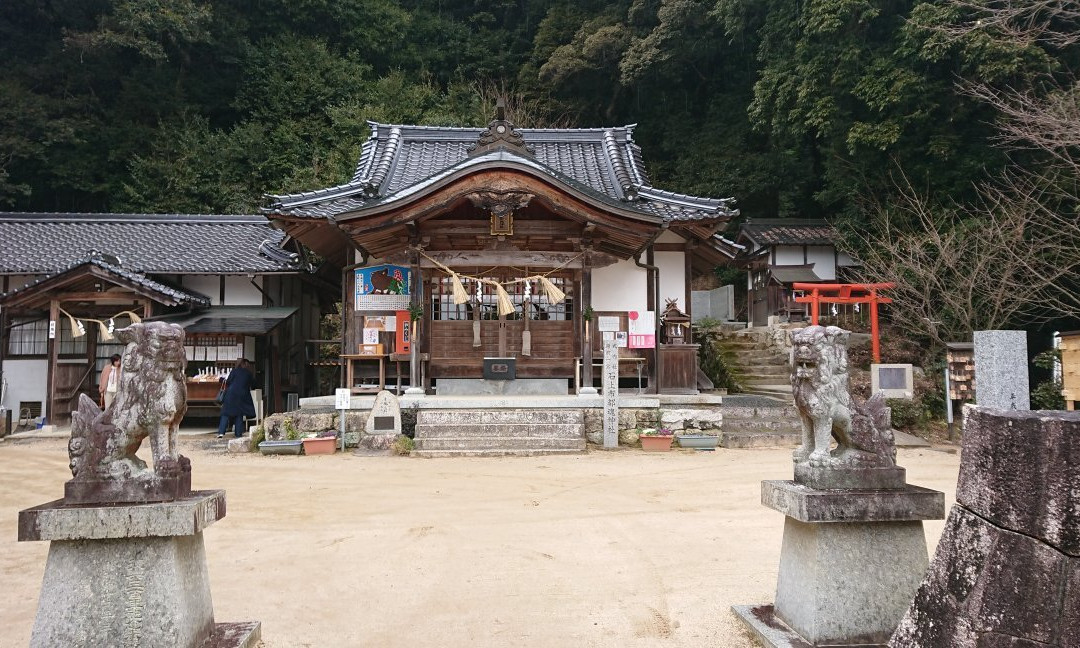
2, 0, 1078, 342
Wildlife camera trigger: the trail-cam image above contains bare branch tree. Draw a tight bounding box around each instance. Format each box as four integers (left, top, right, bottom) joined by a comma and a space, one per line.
935, 0, 1080, 47
842, 171, 1080, 348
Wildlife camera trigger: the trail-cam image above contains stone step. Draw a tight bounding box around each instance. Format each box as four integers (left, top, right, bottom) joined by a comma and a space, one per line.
414, 436, 585, 451
742, 371, 792, 382
415, 423, 583, 439
720, 430, 801, 448
722, 405, 799, 419
729, 350, 789, 364
722, 418, 802, 432
413, 448, 586, 458
417, 410, 583, 426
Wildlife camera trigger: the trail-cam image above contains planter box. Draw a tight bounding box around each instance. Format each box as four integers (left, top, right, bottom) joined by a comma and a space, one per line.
677, 434, 720, 449
302, 437, 337, 455
641, 435, 674, 452
258, 440, 303, 455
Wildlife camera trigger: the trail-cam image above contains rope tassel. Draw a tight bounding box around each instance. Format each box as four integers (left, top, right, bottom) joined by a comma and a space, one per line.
494, 283, 515, 317
449, 272, 469, 305
538, 276, 565, 304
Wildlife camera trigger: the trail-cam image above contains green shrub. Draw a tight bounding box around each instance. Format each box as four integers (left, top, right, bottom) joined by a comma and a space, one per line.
250, 424, 266, 451
283, 418, 301, 440
887, 399, 923, 429
693, 322, 741, 392
392, 434, 415, 455
1032, 380, 1066, 410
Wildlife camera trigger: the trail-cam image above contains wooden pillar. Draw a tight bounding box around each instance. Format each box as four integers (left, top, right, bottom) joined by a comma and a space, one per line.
409, 249, 422, 393
582, 249, 593, 391
870, 294, 881, 364
647, 247, 659, 394
46, 299, 58, 424
684, 241, 694, 323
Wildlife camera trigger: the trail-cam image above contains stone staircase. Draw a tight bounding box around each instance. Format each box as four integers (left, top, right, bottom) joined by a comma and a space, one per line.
723, 335, 793, 399
719, 396, 802, 448
413, 410, 586, 457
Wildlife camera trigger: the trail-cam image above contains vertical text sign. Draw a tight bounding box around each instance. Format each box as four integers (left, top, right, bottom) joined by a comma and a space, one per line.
602, 339, 619, 448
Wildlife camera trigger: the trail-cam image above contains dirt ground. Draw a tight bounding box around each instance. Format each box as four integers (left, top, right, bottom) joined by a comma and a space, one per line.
0, 438, 961, 648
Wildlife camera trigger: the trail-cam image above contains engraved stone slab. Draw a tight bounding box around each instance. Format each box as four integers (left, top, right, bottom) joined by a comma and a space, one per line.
364, 390, 401, 436
19, 490, 226, 542
763, 481, 945, 524
974, 329, 1029, 410
957, 407, 1080, 556
602, 339, 619, 449
30, 532, 215, 648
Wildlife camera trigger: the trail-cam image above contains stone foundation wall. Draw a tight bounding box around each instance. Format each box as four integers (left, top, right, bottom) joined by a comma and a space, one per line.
263, 406, 723, 448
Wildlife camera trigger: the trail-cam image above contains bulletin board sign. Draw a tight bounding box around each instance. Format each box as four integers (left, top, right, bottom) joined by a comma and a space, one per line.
355, 265, 410, 311
628, 310, 655, 349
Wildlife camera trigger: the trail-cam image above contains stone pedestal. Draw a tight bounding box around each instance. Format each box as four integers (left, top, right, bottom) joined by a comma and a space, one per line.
734, 481, 945, 647
19, 491, 260, 648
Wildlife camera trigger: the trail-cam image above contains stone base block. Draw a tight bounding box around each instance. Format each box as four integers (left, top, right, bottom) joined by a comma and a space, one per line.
763, 480, 945, 523
31, 532, 216, 648
65, 468, 192, 505
889, 505, 1080, 647
435, 378, 569, 396
732, 604, 886, 648
774, 517, 930, 645
794, 463, 906, 490
206, 621, 262, 648
19, 490, 225, 541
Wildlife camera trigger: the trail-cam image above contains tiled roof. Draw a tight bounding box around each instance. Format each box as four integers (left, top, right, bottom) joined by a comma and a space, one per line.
266, 122, 737, 223
1, 258, 211, 307
739, 219, 836, 247
0, 213, 301, 275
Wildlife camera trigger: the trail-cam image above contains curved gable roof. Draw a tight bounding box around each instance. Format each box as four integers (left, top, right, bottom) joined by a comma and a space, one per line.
265, 122, 737, 225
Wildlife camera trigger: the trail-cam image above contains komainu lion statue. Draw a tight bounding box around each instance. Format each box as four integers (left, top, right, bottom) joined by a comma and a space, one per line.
790, 325, 895, 469
67, 322, 189, 502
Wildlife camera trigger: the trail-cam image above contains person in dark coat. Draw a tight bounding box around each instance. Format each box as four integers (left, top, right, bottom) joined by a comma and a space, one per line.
217, 358, 256, 438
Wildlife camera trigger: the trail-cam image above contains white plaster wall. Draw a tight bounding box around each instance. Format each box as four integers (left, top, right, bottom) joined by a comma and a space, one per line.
223, 276, 264, 306
1, 359, 48, 415
655, 251, 686, 310
773, 246, 804, 266
178, 275, 264, 306
180, 276, 220, 304
656, 230, 685, 244
806, 245, 837, 280
591, 259, 647, 313
837, 251, 857, 267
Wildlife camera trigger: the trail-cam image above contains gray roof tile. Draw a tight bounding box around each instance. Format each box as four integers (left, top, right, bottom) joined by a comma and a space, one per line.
266, 122, 736, 224
740, 219, 836, 247
0, 213, 300, 275
2, 258, 212, 306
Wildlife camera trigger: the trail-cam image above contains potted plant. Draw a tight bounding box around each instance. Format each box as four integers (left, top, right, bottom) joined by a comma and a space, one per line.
639, 427, 674, 452
258, 417, 305, 455
302, 430, 338, 455
676, 432, 720, 449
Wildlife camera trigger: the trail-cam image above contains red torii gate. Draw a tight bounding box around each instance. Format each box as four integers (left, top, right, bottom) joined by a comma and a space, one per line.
792, 282, 895, 363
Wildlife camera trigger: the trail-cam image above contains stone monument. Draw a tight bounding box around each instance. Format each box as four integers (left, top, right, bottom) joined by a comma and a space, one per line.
601, 338, 619, 448
733, 325, 945, 647
18, 322, 260, 648
361, 389, 402, 450
890, 407, 1080, 646
973, 329, 1030, 410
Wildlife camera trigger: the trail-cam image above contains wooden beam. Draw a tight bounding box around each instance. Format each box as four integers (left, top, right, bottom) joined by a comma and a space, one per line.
654, 243, 686, 252
383, 250, 621, 270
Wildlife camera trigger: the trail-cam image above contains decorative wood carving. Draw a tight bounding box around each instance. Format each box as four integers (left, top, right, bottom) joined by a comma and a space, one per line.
467, 190, 534, 236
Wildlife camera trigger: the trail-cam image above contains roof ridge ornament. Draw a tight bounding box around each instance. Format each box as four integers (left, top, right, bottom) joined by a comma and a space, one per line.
467, 98, 535, 159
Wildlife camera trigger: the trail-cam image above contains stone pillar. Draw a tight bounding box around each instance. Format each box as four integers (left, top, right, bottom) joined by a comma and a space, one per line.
889, 407, 1080, 647
973, 329, 1029, 410
19, 491, 260, 648
601, 338, 619, 448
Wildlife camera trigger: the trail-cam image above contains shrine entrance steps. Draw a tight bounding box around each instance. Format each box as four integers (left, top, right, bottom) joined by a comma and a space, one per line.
720, 335, 794, 399
413, 409, 585, 457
